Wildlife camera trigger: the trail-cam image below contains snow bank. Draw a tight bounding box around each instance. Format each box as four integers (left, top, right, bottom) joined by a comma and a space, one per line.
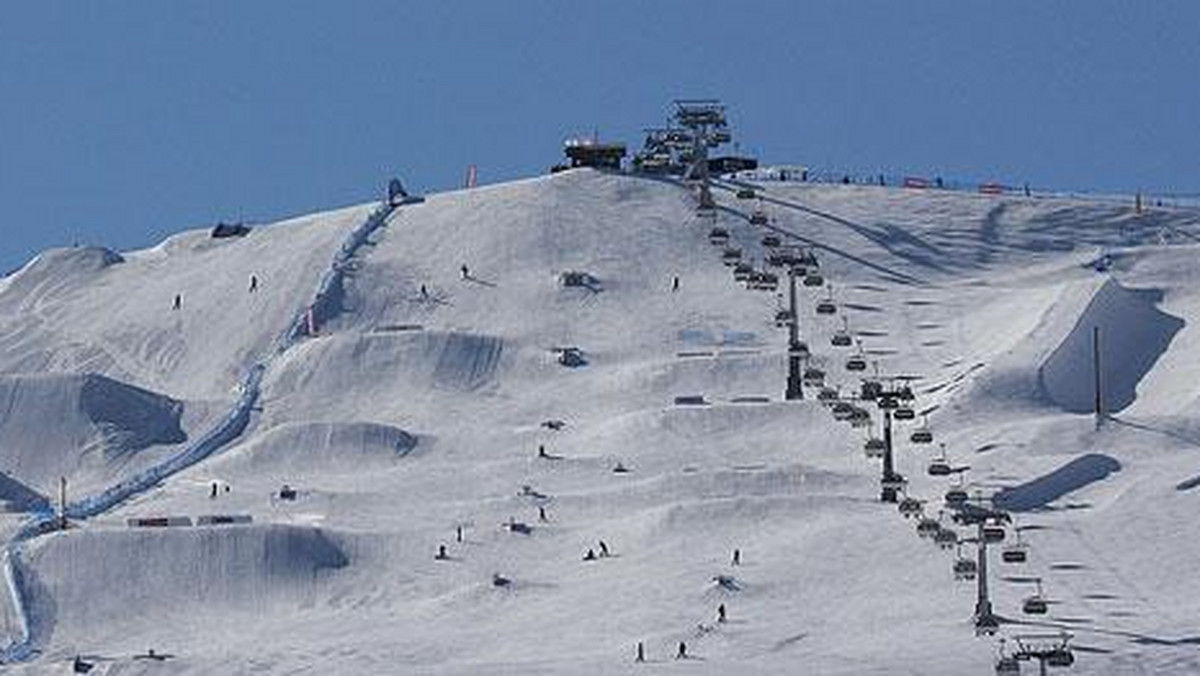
1038, 278, 1184, 414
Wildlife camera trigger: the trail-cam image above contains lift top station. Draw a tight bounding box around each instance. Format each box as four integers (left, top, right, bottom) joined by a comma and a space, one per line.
557, 137, 627, 172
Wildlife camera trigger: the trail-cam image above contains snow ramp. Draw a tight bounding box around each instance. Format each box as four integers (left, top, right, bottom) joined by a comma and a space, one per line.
211, 421, 416, 475
1038, 278, 1183, 414
0, 373, 186, 492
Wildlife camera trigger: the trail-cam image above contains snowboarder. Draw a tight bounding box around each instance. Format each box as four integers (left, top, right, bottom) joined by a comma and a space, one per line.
420, 284, 428, 299
598, 540, 610, 558
172, 294, 181, 310
583, 548, 597, 561
612, 461, 629, 474
717, 603, 727, 623
537, 444, 548, 459
672, 276, 680, 292
675, 641, 688, 660
538, 506, 548, 522
435, 544, 448, 560
635, 641, 645, 663
249, 274, 258, 293
732, 548, 741, 566
456, 525, 463, 543
935, 176, 944, 189
210, 481, 218, 499
1023, 182, 1031, 197
460, 264, 470, 280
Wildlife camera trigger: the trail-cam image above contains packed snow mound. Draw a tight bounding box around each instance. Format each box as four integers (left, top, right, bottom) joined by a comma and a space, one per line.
23, 525, 346, 642
0, 373, 186, 492
1038, 278, 1184, 414
4, 246, 124, 294
213, 421, 417, 475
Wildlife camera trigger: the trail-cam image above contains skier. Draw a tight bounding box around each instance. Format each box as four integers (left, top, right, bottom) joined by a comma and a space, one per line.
420, 283, 428, 299
717, 603, 727, 623
456, 525, 463, 543
249, 274, 258, 293
675, 642, 688, 660
635, 641, 645, 663
538, 506, 548, 522
435, 544, 448, 560
460, 264, 470, 280
732, 548, 741, 566
598, 540, 610, 558
583, 548, 597, 561
210, 481, 218, 499
172, 294, 181, 310
672, 276, 680, 292
935, 176, 944, 189
537, 444, 549, 459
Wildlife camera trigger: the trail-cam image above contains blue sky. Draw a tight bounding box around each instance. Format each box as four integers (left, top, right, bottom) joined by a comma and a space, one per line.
1, 1, 1197, 271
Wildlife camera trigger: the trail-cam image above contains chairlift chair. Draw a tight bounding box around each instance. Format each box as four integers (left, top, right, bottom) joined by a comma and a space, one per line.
994, 640, 1021, 675
736, 188, 756, 199
928, 444, 953, 477
802, 365, 825, 386
708, 227, 730, 245
1046, 647, 1075, 667
916, 516, 940, 538
750, 209, 768, 225
798, 249, 819, 267
803, 271, 825, 287
877, 395, 899, 410
934, 527, 959, 549
751, 271, 779, 291
864, 435, 886, 459
944, 487, 969, 508
953, 549, 978, 581
761, 233, 781, 248
848, 407, 872, 427
831, 317, 853, 347
860, 380, 883, 400
775, 309, 794, 327
831, 402, 856, 420
983, 523, 1006, 542
733, 262, 754, 281
721, 247, 742, 265
893, 406, 916, 421
845, 355, 868, 372
1002, 529, 1029, 563
1023, 580, 1049, 615
910, 416, 934, 444
817, 386, 839, 402
898, 495, 923, 518
789, 341, 810, 358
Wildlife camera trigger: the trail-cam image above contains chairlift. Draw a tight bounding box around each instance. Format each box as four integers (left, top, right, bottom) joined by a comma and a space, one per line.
817, 386, 839, 402
803, 271, 825, 287
860, 379, 883, 400
775, 309, 794, 327
898, 496, 923, 518
802, 365, 825, 386
910, 415, 934, 444
877, 395, 899, 410
831, 402, 855, 421
750, 209, 768, 225
845, 355, 868, 371
733, 262, 754, 281
893, 406, 916, 421
816, 285, 837, 315
1045, 647, 1075, 667
933, 527, 958, 549
721, 247, 742, 265
916, 516, 940, 538
928, 444, 952, 477
953, 548, 978, 581
1022, 580, 1049, 615
881, 474, 907, 491
994, 640, 1021, 675
864, 435, 886, 459
831, 317, 853, 347
848, 407, 872, 427
761, 233, 781, 248
709, 227, 730, 245
982, 523, 1006, 543
944, 487, 969, 508
736, 188, 756, 199
789, 341, 810, 358
897, 385, 916, 401
1002, 529, 1029, 563
750, 271, 779, 291
798, 249, 819, 267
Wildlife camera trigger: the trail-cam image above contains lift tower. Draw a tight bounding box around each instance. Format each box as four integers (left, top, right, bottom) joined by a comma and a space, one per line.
880, 410, 905, 502
785, 266, 805, 400
673, 100, 730, 211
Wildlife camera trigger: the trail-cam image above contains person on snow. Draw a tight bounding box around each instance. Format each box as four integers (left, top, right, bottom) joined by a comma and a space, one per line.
538, 506, 548, 522
717, 603, 727, 624
456, 525, 463, 542
675, 642, 688, 660
460, 264, 470, 280
731, 548, 741, 566
672, 276, 680, 292
537, 444, 549, 459
210, 481, 218, 498
249, 274, 258, 293
172, 294, 182, 310
583, 548, 597, 561
598, 540, 610, 558
635, 641, 645, 663
435, 544, 449, 560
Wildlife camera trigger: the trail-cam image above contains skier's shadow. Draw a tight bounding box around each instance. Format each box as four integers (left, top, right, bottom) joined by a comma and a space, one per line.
463, 275, 497, 288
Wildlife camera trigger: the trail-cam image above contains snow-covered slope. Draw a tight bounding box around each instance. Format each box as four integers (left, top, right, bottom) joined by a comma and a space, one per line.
2, 169, 1200, 674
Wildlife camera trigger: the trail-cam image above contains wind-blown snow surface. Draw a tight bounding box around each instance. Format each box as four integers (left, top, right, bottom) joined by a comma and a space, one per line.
2, 170, 1200, 674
